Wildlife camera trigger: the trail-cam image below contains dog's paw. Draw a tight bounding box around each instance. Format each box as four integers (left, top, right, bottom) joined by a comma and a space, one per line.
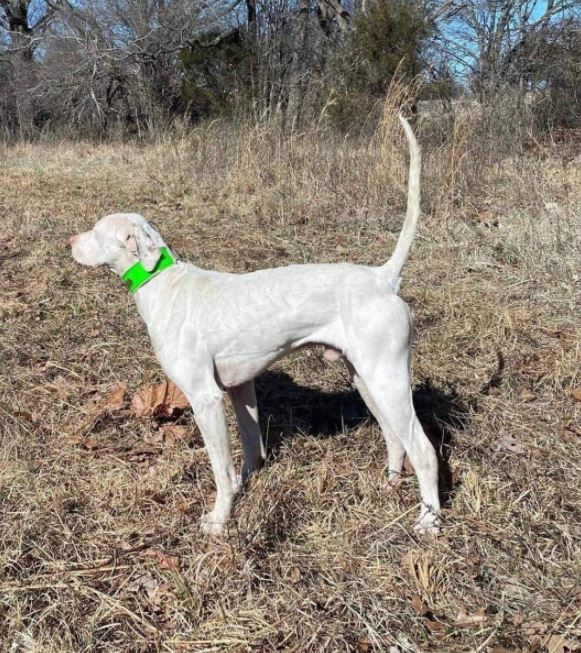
414, 513, 440, 537
200, 511, 227, 536
386, 471, 405, 489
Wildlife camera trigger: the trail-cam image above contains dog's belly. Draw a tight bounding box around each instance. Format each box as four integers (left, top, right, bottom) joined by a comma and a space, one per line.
215, 354, 281, 388
215, 344, 342, 388
214, 330, 312, 386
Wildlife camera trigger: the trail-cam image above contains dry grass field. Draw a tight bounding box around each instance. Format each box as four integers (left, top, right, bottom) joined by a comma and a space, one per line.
0, 111, 580, 652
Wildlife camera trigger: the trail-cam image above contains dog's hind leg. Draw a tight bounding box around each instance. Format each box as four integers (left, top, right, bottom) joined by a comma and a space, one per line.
228, 380, 266, 483
358, 360, 440, 534
346, 360, 405, 483
348, 300, 440, 534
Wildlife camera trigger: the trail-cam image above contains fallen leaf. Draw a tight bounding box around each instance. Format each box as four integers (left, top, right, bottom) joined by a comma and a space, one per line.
159, 424, 190, 447
148, 581, 172, 607
496, 434, 525, 455
68, 434, 98, 450
410, 594, 447, 637
521, 620, 547, 638
454, 606, 486, 627
155, 550, 180, 573
126, 571, 158, 595
411, 594, 430, 616
124, 571, 174, 612
542, 633, 578, 653
216, 557, 231, 573
144, 429, 164, 445
512, 612, 525, 626
570, 388, 581, 402
104, 382, 127, 411
131, 380, 189, 420
474, 208, 499, 227
520, 389, 536, 402
425, 620, 445, 635
289, 567, 301, 583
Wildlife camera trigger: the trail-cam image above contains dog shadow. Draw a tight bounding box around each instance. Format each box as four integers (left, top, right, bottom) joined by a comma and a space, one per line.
255, 370, 471, 502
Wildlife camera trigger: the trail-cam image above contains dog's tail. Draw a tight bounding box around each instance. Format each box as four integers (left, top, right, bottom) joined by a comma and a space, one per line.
381, 114, 421, 286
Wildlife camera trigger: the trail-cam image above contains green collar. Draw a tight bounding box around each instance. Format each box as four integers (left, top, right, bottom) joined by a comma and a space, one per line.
122, 247, 177, 294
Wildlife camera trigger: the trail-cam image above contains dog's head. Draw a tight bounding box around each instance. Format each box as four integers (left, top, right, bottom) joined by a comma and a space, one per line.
69, 213, 166, 274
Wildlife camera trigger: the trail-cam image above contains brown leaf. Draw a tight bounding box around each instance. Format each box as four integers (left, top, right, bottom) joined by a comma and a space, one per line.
570, 387, 581, 402
410, 595, 447, 637
410, 594, 430, 616
144, 429, 164, 445
542, 633, 578, 653
474, 208, 499, 227
521, 620, 547, 638
512, 613, 525, 626
454, 606, 486, 627
159, 424, 190, 447
289, 567, 301, 583
68, 434, 98, 450
155, 550, 180, 573
425, 619, 445, 635
104, 382, 127, 411
520, 389, 537, 402
131, 380, 189, 420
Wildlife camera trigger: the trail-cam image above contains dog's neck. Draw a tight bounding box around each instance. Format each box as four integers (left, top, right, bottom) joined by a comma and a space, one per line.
121, 247, 176, 294
131, 263, 184, 328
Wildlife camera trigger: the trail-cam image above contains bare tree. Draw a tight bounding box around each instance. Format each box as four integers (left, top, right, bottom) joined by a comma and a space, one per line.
436, 0, 580, 99
34, 0, 242, 132
0, 0, 58, 133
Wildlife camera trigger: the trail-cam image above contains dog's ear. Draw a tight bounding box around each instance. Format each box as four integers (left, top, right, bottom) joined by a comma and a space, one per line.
126, 224, 161, 271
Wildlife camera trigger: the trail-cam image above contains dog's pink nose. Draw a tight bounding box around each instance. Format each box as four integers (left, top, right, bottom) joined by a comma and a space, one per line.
68, 235, 78, 246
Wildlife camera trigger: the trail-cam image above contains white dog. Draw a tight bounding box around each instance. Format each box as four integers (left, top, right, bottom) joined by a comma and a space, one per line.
70, 116, 440, 535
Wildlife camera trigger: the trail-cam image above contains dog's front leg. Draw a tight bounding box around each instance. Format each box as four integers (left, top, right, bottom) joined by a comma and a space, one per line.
186, 381, 240, 535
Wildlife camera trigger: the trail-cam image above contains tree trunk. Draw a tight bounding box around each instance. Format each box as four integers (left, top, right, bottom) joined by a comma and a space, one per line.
322, 0, 350, 34
245, 0, 258, 116
1, 0, 36, 134
286, 0, 310, 130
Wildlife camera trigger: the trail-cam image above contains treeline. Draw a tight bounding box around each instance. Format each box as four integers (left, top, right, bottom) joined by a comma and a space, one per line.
0, 0, 579, 138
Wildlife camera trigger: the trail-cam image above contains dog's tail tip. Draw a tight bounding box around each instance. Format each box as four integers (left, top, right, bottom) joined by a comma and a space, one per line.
383, 113, 421, 279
